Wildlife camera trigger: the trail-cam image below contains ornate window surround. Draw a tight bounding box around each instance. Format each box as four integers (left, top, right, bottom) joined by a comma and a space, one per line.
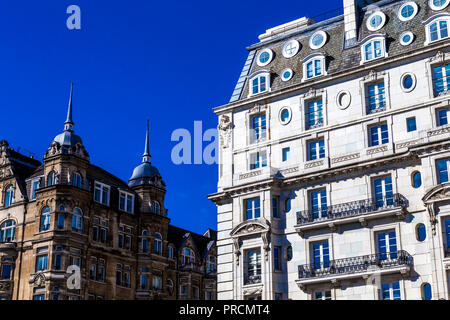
425, 51, 450, 99
299, 87, 328, 132
423, 13, 450, 46
359, 70, 392, 116
360, 34, 388, 65
245, 103, 270, 146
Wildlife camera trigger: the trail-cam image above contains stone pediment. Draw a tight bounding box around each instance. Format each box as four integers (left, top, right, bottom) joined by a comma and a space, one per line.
422, 183, 450, 203
230, 218, 270, 238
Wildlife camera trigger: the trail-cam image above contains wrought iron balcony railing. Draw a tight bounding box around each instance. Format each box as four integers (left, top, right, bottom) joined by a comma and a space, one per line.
296, 194, 408, 225
298, 250, 412, 280
179, 263, 203, 273
244, 274, 262, 285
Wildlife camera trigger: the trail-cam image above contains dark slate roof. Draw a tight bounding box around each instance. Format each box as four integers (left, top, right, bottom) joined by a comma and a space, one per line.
233, 0, 449, 102
5, 148, 41, 199
168, 225, 216, 259
87, 163, 131, 190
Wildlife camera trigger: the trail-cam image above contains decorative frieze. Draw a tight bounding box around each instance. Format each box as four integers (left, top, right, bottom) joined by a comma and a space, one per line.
279, 167, 299, 175
239, 170, 262, 180
396, 139, 421, 149
304, 160, 324, 169
427, 126, 450, 137
366, 145, 388, 155
331, 152, 360, 164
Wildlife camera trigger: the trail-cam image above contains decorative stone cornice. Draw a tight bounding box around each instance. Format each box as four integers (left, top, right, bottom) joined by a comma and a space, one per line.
366, 145, 388, 155
428, 125, 450, 137
304, 159, 324, 169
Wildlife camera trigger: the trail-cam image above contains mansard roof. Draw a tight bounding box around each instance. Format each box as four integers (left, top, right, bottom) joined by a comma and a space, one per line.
168, 225, 216, 259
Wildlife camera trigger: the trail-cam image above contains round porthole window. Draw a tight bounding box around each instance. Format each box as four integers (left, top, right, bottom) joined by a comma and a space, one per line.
282, 40, 300, 58
401, 73, 416, 92
429, 0, 450, 11
416, 223, 426, 242
281, 68, 294, 82
279, 107, 292, 125
412, 171, 422, 188
336, 90, 352, 110
257, 49, 273, 67
398, 2, 418, 21
400, 31, 415, 46
367, 11, 386, 31
309, 31, 327, 50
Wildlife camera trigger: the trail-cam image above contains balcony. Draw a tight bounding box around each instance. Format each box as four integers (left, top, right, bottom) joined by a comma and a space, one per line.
179, 263, 203, 273
296, 251, 412, 289
295, 194, 408, 236
244, 274, 261, 285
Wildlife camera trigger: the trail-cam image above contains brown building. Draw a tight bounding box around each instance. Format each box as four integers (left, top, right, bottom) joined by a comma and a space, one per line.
0, 86, 217, 300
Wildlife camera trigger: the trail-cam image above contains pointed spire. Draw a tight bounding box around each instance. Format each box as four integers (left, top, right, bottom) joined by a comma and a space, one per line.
64, 83, 74, 132
142, 119, 151, 163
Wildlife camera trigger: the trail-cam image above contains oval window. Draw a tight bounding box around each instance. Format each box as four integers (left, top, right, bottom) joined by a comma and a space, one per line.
281, 109, 290, 122
282, 40, 300, 58
400, 32, 415, 46
281, 68, 293, 82
309, 31, 327, 49
429, 0, 450, 11
398, 2, 418, 21
412, 171, 422, 188
416, 224, 426, 242
403, 75, 413, 89
257, 49, 273, 67
422, 283, 432, 300
367, 12, 386, 31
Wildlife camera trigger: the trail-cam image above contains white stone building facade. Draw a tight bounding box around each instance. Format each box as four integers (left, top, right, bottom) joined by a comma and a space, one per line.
209, 0, 450, 300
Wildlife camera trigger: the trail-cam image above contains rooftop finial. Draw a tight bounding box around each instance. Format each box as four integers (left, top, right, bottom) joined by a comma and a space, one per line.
142, 119, 151, 163
64, 83, 74, 132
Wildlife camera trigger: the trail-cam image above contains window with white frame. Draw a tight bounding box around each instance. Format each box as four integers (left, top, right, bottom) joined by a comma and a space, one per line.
249, 73, 270, 96
303, 55, 326, 81
361, 37, 387, 63
40, 207, 51, 232
366, 81, 386, 114
245, 197, 260, 220
245, 249, 261, 285
369, 123, 389, 147
94, 182, 110, 205
0, 220, 16, 243
437, 158, 450, 183
306, 98, 324, 129
381, 281, 401, 300
429, 0, 450, 11
282, 40, 300, 58
309, 31, 327, 50
425, 16, 449, 45
398, 2, 418, 21
432, 63, 450, 96
250, 151, 267, 170
4, 185, 14, 207
250, 114, 267, 143
256, 49, 273, 67
314, 290, 332, 300
366, 11, 386, 31
31, 179, 40, 200
119, 191, 134, 213
307, 139, 325, 161
153, 275, 163, 291
47, 171, 57, 186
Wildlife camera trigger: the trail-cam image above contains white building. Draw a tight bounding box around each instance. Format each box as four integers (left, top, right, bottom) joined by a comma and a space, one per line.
209, 0, 450, 300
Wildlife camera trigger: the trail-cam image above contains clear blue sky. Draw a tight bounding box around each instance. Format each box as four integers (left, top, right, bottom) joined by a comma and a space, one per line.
0, 0, 341, 234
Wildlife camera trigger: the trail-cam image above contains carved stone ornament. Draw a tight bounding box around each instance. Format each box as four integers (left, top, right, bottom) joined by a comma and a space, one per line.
422, 183, 450, 235
243, 287, 263, 296
249, 102, 267, 115
218, 115, 232, 149
31, 272, 46, 287
363, 70, 385, 82
429, 51, 449, 64
304, 87, 319, 99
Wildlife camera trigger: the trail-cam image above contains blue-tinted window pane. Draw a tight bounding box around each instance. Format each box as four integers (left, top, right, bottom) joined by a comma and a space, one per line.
403, 76, 414, 90
281, 109, 290, 122
246, 198, 260, 220
285, 198, 291, 212
272, 198, 279, 218
401, 5, 414, 18
306, 99, 323, 129
311, 190, 327, 219
445, 219, 450, 251
437, 159, 450, 183
417, 224, 426, 242
282, 147, 290, 162
367, 82, 385, 113
433, 64, 450, 96
423, 283, 432, 300
438, 109, 448, 126
407, 117, 416, 132
392, 282, 401, 300
413, 172, 422, 188
440, 21, 448, 39
313, 241, 329, 270
307, 62, 313, 78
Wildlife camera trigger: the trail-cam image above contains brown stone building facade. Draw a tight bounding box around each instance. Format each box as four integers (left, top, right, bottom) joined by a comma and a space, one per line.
0, 87, 217, 300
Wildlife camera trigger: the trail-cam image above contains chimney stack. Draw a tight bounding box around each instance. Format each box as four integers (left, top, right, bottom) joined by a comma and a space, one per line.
343, 0, 358, 48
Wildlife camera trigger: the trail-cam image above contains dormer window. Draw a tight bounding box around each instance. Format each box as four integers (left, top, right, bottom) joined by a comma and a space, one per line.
94, 182, 110, 206
302, 55, 326, 81
361, 37, 387, 63
249, 73, 270, 96
425, 16, 449, 45
366, 11, 386, 31
309, 31, 327, 50
119, 191, 134, 213
256, 49, 273, 67
429, 0, 450, 11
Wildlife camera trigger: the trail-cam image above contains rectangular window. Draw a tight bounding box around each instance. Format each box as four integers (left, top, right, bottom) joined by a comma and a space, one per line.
367, 82, 386, 113
125, 235, 132, 250
36, 255, 48, 272
373, 176, 393, 208
437, 159, 450, 183
1, 264, 12, 280
310, 189, 327, 219
282, 147, 290, 162
272, 197, 279, 218
94, 182, 110, 205
92, 226, 99, 242
312, 241, 329, 270
153, 276, 162, 290
118, 234, 124, 248
369, 123, 389, 147
314, 290, 332, 300
54, 254, 62, 270
250, 152, 267, 170
251, 115, 267, 143
433, 63, 450, 96
100, 228, 107, 243
31, 180, 40, 200
437, 109, 449, 126
251, 75, 268, 95
406, 117, 417, 132
57, 214, 65, 230
308, 139, 325, 161
445, 219, 450, 257
245, 198, 260, 220
274, 246, 281, 271
306, 99, 324, 129
381, 281, 401, 300
245, 249, 261, 284
119, 192, 134, 213
377, 230, 398, 261
69, 256, 81, 268
116, 270, 122, 286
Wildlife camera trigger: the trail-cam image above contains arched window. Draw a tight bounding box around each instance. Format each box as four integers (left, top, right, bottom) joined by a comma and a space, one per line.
422, 283, 432, 300
141, 230, 149, 253
285, 198, 291, 212
72, 208, 83, 233
0, 220, 16, 243
249, 72, 271, 96
412, 172, 422, 188
47, 171, 57, 186
182, 248, 195, 265
425, 16, 450, 45
151, 201, 161, 215
154, 233, 162, 255
361, 37, 387, 63
40, 207, 51, 232
302, 55, 326, 81
72, 173, 82, 188
206, 255, 217, 274
4, 185, 14, 207
416, 224, 427, 242
58, 205, 66, 212
168, 246, 174, 259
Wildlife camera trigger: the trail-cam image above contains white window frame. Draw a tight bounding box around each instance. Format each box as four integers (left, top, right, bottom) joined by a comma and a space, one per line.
424, 15, 450, 45
94, 181, 110, 206
30, 178, 41, 200
302, 54, 327, 82
282, 40, 300, 58
366, 11, 386, 31
256, 49, 273, 67
280, 68, 293, 82
429, 0, 450, 11
119, 190, 134, 214
398, 2, 419, 21
400, 72, 417, 92
250, 151, 267, 170
309, 31, 327, 50
248, 72, 271, 97
279, 107, 292, 125
399, 31, 415, 46
360, 36, 387, 64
